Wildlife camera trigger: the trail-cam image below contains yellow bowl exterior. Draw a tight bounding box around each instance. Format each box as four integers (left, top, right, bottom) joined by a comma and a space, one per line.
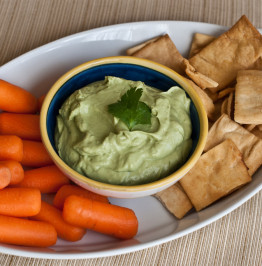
40, 56, 208, 198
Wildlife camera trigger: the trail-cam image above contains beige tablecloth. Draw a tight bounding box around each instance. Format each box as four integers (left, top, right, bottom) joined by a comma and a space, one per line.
0, 0, 261, 265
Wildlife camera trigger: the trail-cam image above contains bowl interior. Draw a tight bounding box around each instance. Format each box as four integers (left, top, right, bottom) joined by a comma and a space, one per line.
47, 62, 200, 175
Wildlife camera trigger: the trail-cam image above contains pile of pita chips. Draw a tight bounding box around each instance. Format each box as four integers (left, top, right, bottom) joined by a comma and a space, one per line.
189, 15, 262, 91
126, 15, 262, 219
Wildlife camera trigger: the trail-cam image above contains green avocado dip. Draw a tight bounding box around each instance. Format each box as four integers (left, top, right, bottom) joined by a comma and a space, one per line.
55, 76, 192, 185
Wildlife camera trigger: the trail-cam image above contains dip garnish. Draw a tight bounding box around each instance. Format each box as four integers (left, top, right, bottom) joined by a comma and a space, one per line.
108, 87, 151, 131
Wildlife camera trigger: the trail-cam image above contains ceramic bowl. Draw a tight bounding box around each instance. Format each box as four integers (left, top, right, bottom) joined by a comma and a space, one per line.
40, 56, 208, 198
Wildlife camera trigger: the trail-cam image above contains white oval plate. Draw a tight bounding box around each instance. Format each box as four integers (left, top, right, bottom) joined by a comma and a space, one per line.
0, 21, 261, 259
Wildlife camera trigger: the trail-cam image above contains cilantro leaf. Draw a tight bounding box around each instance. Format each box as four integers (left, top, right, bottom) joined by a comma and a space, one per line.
108, 87, 151, 131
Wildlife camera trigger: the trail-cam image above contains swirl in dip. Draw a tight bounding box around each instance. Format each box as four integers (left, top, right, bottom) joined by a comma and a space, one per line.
55, 76, 192, 185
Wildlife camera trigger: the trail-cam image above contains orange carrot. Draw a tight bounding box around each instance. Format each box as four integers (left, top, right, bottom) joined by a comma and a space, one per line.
0, 80, 38, 114
0, 214, 57, 247
37, 94, 46, 112
31, 201, 86, 242
0, 135, 23, 161
53, 184, 109, 210
0, 188, 41, 217
0, 113, 41, 141
0, 166, 11, 189
63, 195, 138, 240
0, 160, 24, 185
21, 140, 53, 167
13, 165, 70, 193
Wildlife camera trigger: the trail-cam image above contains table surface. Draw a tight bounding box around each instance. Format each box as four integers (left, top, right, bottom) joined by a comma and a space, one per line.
0, 0, 261, 265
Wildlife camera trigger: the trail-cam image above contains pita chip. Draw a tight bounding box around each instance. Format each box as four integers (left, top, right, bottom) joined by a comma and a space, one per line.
234, 70, 262, 124
154, 183, 193, 219
130, 34, 185, 75
185, 78, 215, 119
226, 92, 235, 119
189, 15, 262, 92
204, 113, 262, 175
126, 37, 160, 55
205, 90, 219, 102
218, 87, 235, 100
183, 59, 218, 90
189, 33, 216, 58
209, 98, 224, 123
221, 97, 228, 116
180, 139, 251, 211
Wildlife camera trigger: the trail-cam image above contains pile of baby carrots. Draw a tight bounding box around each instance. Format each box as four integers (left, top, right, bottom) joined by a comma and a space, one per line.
0, 80, 138, 248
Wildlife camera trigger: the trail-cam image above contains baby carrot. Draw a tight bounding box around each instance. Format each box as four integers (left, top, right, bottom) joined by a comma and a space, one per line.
63, 195, 138, 240
0, 113, 41, 141
0, 160, 24, 185
53, 184, 109, 210
31, 201, 86, 242
13, 165, 70, 193
0, 166, 11, 189
37, 94, 46, 112
21, 140, 53, 167
0, 79, 38, 114
0, 214, 57, 247
0, 135, 23, 161
0, 188, 41, 217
